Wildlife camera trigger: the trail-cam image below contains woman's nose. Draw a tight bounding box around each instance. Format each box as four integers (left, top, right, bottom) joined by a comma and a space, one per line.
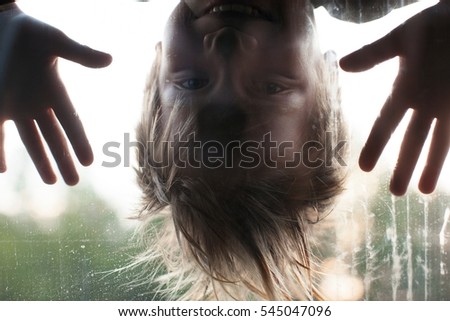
204, 27, 258, 59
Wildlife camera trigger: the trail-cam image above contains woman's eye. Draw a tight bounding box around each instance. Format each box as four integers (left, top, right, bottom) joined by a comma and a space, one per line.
259, 82, 286, 95
178, 79, 209, 90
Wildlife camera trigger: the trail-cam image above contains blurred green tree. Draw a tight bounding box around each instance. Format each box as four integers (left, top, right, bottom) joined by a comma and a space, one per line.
0, 185, 165, 300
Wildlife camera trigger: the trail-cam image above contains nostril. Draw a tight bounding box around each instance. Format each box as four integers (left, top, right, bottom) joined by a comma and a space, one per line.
215, 30, 238, 57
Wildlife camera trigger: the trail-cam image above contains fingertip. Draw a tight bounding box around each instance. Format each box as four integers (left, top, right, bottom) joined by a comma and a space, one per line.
64, 172, 80, 186
418, 175, 437, 195
419, 182, 436, 195
96, 51, 113, 68
0, 154, 6, 173
339, 55, 352, 71
82, 47, 113, 68
359, 159, 374, 172
389, 177, 408, 196
72, 141, 94, 167
339, 51, 369, 72
106, 53, 113, 65
77, 151, 94, 168
390, 187, 407, 197
33, 152, 58, 185
0, 128, 4, 173
358, 149, 376, 172
43, 173, 58, 185
54, 28, 113, 68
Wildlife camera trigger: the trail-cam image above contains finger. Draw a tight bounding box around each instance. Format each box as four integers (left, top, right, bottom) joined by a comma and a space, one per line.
37, 109, 79, 186
359, 82, 409, 172
390, 111, 433, 196
419, 119, 450, 194
16, 119, 57, 184
47, 27, 112, 68
0, 122, 6, 173
51, 81, 94, 167
340, 27, 401, 72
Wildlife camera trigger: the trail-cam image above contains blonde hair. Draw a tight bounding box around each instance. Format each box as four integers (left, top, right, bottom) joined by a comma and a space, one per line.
133, 22, 347, 300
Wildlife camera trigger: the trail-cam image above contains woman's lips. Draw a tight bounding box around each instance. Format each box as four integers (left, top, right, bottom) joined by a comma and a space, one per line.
183, 0, 275, 21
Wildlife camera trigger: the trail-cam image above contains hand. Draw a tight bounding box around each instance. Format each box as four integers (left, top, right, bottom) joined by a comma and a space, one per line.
340, 2, 450, 196
0, 6, 112, 185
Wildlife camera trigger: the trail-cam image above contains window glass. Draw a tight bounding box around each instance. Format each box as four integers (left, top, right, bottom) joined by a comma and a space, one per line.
0, 0, 448, 300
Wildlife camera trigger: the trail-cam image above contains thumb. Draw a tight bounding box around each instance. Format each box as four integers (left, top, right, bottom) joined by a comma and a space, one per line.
340, 28, 401, 72
50, 28, 112, 68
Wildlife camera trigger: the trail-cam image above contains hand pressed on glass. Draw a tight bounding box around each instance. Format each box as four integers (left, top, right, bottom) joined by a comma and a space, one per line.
340, 1, 450, 196
0, 7, 112, 185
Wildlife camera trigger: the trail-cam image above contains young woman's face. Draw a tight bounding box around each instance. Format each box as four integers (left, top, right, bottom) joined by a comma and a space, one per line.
158, 0, 322, 171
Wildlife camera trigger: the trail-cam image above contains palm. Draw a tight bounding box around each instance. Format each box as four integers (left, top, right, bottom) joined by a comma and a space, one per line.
340, 2, 450, 195
0, 7, 112, 185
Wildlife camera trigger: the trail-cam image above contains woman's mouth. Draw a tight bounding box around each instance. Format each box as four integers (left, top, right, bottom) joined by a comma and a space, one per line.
206, 4, 269, 20
183, 0, 279, 21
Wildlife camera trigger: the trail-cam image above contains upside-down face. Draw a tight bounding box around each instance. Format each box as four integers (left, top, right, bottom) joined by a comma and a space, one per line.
135, 0, 347, 300
157, 0, 322, 183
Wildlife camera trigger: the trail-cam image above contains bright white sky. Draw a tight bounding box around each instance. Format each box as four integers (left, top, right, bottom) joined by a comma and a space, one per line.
0, 0, 445, 221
